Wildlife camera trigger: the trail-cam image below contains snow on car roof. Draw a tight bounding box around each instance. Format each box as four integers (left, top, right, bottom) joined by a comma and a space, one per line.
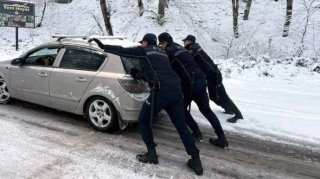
100, 39, 141, 48
53, 38, 141, 48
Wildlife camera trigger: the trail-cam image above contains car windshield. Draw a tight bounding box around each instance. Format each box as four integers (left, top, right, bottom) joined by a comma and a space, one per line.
120, 57, 142, 74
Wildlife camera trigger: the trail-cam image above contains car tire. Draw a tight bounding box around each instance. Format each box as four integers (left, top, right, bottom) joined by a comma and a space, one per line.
85, 97, 118, 132
0, 76, 11, 104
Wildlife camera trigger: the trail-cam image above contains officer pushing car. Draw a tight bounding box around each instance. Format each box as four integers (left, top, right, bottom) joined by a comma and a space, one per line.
93, 34, 204, 175
158, 32, 229, 149
183, 35, 243, 123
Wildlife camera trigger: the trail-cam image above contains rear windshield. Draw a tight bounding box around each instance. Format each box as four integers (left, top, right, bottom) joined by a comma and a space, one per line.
120, 57, 142, 74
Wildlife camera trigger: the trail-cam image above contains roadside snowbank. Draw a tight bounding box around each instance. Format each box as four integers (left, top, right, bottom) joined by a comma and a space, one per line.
218, 56, 320, 79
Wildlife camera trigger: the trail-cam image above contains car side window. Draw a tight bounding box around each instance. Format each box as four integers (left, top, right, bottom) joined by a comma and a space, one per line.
59, 48, 105, 71
24, 48, 60, 66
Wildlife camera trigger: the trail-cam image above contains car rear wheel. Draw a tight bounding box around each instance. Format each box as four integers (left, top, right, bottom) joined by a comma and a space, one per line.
0, 77, 10, 104
85, 97, 117, 132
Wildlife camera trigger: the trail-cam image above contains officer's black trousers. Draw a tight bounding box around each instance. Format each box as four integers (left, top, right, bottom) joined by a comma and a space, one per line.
138, 88, 199, 156
207, 75, 242, 116
183, 78, 225, 137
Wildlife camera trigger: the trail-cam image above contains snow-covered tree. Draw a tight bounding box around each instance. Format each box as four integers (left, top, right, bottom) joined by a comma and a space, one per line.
243, 0, 252, 20
283, 0, 293, 37
99, 0, 113, 35
232, 0, 240, 38
158, 0, 166, 26
138, 0, 144, 16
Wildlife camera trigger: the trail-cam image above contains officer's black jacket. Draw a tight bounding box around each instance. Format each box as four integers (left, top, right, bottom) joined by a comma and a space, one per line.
164, 42, 204, 87
102, 44, 181, 90
185, 43, 220, 77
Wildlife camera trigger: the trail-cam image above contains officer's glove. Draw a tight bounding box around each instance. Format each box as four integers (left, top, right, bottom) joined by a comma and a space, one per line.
92, 38, 104, 49
130, 68, 140, 80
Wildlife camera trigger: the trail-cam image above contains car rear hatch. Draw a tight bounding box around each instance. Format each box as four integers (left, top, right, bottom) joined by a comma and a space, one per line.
118, 57, 150, 94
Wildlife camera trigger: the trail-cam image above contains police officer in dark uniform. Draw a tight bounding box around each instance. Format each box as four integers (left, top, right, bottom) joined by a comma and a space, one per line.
92, 34, 203, 175
158, 32, 229, 149
182, 35, 243, 123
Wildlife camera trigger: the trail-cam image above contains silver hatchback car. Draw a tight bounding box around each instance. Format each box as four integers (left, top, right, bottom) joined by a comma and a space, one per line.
0, 36, 149, 132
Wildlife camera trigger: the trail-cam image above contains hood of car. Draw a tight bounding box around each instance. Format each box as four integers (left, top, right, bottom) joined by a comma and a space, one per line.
0, 59, 13, 65
0, 54, 18, 64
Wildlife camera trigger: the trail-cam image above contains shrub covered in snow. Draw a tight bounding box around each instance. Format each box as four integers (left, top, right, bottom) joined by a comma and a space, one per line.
216, 56, 320, 79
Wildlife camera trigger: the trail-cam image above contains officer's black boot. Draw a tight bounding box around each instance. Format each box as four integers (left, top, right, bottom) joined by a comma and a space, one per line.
227, 113, 243, 123
192, 127, 203, 142
209, 134, 229, 150
225, 98, 243, 123
136, 147, 159, 164
187, 153, 203, 175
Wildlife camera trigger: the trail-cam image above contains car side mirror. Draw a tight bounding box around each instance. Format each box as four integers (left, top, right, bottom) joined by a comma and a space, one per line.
11, 58, 22, 66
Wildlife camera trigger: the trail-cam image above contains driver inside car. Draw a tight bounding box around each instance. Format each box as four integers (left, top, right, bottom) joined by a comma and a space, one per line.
42, 56, 53, 66
44, 57, 51, 66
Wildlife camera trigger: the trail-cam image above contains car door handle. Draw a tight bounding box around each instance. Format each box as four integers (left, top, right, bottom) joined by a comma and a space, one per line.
38, 72, 48, 77
76, 77, 87, 82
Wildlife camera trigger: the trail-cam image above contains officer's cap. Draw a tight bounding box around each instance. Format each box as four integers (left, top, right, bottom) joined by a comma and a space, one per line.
182, 35, 196, 43
139, 33, 157, 45
158, 32, 172, 45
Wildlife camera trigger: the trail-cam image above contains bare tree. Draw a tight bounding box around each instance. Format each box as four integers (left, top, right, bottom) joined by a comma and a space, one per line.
282, 0, 293, 37
100, 0, 113, 35
243, 0, 252, 20
36, 1, 47, 27
138, 0, 144, 16
232, 0, 240, 38
225, 36, 235, 59
92, 14, 105, 35
312, 20, 320, 58
158, 0, 166, 26
300, 0, 318, 44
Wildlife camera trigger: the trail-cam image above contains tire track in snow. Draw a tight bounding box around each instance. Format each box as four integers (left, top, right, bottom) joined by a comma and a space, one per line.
236, 101, 320, 119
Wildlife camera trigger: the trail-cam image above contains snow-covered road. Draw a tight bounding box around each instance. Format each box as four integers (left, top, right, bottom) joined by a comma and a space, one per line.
0, 97, 319, 178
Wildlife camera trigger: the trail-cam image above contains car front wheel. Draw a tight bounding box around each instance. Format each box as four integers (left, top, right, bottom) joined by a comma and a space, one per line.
85, 97, 117, 132
0, 77, 11, 104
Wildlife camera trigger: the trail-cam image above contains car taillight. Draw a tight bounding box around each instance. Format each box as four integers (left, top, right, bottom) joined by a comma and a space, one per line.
118, 78, 148, 93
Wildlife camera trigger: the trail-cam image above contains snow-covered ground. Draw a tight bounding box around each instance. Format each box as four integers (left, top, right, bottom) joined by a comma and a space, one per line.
192, 76, 320, 146
1, 100, 319, 179
1, 0, 319, 146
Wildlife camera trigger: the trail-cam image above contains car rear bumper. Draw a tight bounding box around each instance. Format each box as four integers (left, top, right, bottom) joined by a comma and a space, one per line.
112, 92, 150, 122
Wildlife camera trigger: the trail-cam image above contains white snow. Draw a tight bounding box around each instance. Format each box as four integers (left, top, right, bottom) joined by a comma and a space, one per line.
90, 84, 116, 99
0, 0, 319, 148
100, 39, 141, 48
191, 76, 320, 146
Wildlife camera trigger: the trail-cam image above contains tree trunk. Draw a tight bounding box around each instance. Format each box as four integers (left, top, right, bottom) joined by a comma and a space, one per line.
232, 0, 240, 38
158, 0, 166, 26
243, 0, 252, 20
100, 0, 113, 36
138, 0, 144, 16
282, 0, 293, 37
36, 2, 47, 27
